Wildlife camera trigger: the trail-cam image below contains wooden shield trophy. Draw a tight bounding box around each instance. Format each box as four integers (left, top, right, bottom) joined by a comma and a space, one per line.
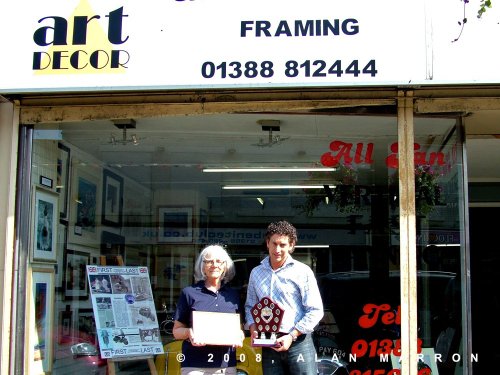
251, 297, 284, 347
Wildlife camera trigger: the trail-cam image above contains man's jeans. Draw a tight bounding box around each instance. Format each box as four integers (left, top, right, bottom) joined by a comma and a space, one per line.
261, 334, 317, 375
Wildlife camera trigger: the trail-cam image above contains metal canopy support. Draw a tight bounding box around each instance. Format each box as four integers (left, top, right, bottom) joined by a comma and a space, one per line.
397, 90, 418, 375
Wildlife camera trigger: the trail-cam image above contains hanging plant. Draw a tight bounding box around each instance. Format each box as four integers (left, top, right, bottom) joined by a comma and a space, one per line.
299, 164, 360, 215
390, 164, 443, 216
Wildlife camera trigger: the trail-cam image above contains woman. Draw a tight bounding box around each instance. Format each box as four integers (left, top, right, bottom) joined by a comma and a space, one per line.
173, 244, 244, 375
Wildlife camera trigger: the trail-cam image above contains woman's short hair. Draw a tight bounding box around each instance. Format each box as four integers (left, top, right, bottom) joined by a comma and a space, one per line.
193, 244, 236, 283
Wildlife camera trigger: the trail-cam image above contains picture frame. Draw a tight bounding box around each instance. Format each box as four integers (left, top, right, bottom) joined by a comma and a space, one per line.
77, 308, 97, 345
58, 306, 73, 344
101, 169, 124, 227
32, 187, 59, 263
154, 253, 193, 293
39, 176, 53, 189
100, 231, 125, 265
158, 206, 194, 243
68, 158, 100, 247
63, 246, 90, 300
57, 142, 71, 221
27, 267, 55, 374
55, 224, 68, 289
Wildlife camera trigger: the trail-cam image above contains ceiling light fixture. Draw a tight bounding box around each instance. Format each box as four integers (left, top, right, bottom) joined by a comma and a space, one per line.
203, 167, 337, 173
252, 119, 290, 147
109, 119, 141, 146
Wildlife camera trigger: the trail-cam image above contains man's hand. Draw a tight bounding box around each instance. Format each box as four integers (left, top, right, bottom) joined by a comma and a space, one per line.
273, 334, 294, 351
249, 323, 259, 341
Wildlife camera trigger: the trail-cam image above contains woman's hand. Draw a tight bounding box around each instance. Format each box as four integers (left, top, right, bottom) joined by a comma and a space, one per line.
232, 329, 245, 348
188, 328, 206, 346
173, 320, 206, 346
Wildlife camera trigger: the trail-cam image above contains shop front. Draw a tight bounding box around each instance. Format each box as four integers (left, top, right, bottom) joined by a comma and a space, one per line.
1, 1, 500, 375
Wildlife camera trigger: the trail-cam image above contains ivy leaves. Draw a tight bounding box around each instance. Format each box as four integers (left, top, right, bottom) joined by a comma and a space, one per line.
453, 0, 492, 42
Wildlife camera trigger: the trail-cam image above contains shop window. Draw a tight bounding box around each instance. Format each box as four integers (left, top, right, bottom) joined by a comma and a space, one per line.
25, 112, 467, 374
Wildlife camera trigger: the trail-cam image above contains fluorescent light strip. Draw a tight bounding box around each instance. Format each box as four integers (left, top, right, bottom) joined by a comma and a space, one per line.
203, 167, 337, 173
223, 185, 336, 190
425, 244, 460, 247
295, 245, 330, 248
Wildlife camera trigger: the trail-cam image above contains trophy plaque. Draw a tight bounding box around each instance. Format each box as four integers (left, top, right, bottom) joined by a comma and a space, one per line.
251, 297, 284, 347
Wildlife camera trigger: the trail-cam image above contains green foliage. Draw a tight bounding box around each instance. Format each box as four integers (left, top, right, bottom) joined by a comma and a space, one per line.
299, 164, 359, 215
478, 0, 492, 18
390, 165, 443, 216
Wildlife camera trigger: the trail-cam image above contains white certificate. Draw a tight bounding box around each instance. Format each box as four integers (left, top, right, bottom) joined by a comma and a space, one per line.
192, 311, 242, 346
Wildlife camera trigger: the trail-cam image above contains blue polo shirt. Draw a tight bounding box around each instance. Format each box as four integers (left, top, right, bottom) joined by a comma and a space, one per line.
174, 281, 241, 368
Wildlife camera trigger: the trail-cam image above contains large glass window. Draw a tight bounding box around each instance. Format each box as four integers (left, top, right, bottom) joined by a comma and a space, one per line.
27, 111, 467, 374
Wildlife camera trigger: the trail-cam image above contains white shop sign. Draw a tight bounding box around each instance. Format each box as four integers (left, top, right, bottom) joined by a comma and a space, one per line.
0, 0, 499, 93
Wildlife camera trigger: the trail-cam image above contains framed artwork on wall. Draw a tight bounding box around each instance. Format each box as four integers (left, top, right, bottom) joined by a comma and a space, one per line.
58, 306, 73, 344
101, 169, 124, 227
63, 246, 90, 300
76, 176, 97, 232
68, 158, 100, 247
100, 231, 125, 265
77, 308, 97, 345
57, 142, 71, 221
28, 267, 55, 374
158, 206, 194, 243
154, 253, 193, 307
32, 187, 58, 263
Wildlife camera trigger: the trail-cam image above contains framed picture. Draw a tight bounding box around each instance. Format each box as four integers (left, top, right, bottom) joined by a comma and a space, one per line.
100, 231, 125, 265
32, 188, 59, 263
63, 246, 90, 300
57, 142, 71, 221
27, 268, 55, 374
76, 176, 97, 231
68, 159, 100, 246
154, 253, 193, 290
101, 169, 124, 227
58, 306, 73, 344
55, 224, 68, 289
158, 206, 194, 243
77, 308, 97, 345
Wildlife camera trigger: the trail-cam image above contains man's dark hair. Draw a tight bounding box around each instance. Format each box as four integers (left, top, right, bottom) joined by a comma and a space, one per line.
265, 220, 298, 248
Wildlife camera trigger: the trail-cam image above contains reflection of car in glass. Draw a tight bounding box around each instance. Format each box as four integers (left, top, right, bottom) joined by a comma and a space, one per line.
52, 335, 106, 375
155, 337, 262, 375
315, 270, 456, 373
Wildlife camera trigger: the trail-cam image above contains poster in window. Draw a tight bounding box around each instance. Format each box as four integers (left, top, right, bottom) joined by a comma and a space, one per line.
86, 265, 164, 359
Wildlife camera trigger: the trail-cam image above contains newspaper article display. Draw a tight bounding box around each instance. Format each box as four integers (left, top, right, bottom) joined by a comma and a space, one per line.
86, 266, 164, 359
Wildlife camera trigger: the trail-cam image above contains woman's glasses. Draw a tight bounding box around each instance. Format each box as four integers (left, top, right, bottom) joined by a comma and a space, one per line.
203, 259, 225, 266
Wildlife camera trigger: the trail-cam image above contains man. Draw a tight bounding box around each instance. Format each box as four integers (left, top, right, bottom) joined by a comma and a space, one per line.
245, 220, 324, 374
